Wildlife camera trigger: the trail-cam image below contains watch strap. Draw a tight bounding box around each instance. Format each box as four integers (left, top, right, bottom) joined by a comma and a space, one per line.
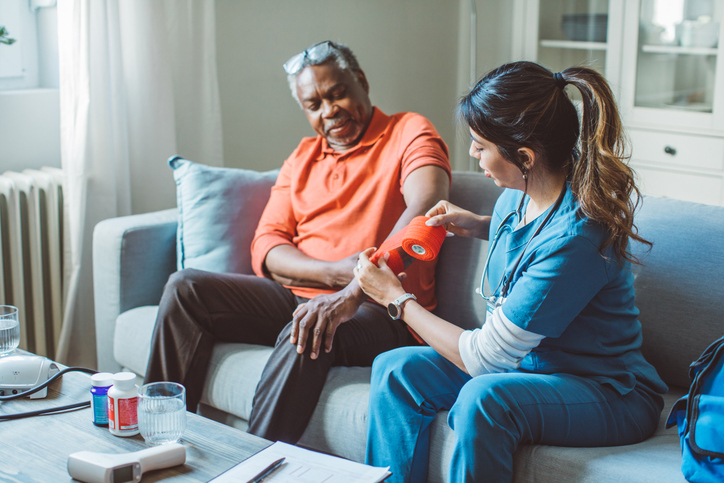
389, 293, 417, 320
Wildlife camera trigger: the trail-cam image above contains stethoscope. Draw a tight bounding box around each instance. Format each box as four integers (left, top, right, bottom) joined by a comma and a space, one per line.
476, 184, 567, 309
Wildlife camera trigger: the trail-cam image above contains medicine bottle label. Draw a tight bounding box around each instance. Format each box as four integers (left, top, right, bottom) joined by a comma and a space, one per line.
118, 397, 138, 430
108, 395, 138, 431
91, 393, 109, 424
109, 396, 116, 430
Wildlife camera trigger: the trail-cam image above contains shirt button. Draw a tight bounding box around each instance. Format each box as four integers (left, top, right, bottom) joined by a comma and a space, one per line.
333, 174, 339, 179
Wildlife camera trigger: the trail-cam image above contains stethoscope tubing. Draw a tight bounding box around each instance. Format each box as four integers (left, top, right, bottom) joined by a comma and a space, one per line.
478, 185, 567, 305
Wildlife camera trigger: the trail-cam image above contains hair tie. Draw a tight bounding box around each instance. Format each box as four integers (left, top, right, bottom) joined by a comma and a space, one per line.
553, 72, 567, 89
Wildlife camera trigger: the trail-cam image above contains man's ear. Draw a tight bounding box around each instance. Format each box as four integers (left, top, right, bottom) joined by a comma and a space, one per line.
517, 147, 536, 172
355, 69, 370, 94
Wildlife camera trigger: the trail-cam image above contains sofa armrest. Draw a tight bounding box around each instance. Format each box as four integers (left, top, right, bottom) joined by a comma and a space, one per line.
92, 208, 178, 372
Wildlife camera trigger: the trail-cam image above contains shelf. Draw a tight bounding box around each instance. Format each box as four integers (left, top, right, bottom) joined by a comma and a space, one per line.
539, 40, 607, 51
641, 44, 718, 56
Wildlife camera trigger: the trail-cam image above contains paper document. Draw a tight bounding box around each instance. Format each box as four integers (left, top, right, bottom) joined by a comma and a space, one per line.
209, 441, 391, 483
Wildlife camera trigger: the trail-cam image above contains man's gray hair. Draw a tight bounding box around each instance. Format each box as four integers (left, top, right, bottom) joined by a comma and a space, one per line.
287, 41, 362, 107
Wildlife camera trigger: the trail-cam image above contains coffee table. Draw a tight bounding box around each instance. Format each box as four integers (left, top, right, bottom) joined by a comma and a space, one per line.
0, 363, 271, 482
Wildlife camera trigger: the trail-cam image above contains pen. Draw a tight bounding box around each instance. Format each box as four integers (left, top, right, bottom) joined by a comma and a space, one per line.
247, 457, 286, 483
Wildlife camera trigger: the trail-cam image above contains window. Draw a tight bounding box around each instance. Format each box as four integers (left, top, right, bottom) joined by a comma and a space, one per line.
0, 0, 58, 91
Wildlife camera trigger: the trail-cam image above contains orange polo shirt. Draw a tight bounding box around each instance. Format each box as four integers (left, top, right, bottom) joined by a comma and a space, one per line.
250, 108, 451, 310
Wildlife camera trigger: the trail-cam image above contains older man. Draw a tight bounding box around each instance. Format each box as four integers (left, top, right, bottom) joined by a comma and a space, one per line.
144, 41, 451, 444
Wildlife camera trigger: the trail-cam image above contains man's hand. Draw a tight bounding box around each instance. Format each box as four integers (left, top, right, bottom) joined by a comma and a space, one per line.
290, 287, 365, 359
327, 252, 361, 287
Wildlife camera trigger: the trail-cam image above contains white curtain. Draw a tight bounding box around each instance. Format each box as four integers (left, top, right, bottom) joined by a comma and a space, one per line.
56, 0, 223, 367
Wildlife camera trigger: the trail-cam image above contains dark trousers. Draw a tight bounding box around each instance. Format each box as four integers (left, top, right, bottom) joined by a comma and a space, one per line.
144, 268, 418, 444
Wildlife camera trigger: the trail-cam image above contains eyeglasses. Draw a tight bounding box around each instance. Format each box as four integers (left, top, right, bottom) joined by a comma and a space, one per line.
283, 41, 335, 75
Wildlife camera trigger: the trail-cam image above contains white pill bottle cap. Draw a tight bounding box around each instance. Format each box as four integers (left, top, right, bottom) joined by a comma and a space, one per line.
112, 372, 136, 390
91, 372, 113, 387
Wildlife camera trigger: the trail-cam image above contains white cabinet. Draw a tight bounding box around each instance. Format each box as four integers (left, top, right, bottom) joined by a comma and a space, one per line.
512, 0, 724, 206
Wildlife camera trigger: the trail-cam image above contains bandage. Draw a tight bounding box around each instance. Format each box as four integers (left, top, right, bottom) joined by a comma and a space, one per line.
367, 216, 446, 345
369, 216, 446, 274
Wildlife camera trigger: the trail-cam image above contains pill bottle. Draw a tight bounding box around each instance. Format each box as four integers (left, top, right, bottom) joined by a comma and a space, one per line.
89, 372, 113, 427
107, 372, 139, 437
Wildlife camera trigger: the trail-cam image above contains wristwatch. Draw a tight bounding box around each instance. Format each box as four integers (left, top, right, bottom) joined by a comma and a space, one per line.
387, 293, 417, 320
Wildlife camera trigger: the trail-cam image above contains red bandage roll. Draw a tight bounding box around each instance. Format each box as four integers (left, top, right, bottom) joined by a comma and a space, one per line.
369, 216, 446, 273
401, 216, 446, 261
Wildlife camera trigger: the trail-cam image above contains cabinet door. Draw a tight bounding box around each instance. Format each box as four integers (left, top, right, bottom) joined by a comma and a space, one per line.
512, 0, 624, 97
632, 164, 723, 205
629, 128, 724, 206
620, 0, 724, 134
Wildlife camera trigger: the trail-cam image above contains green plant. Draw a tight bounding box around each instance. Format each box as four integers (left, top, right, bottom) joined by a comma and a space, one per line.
0, 26, 16, 46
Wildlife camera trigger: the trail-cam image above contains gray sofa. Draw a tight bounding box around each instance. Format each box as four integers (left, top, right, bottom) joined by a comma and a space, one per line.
93, 170, 724, 482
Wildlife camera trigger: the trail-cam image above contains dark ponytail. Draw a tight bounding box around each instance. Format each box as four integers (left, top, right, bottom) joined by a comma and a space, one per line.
562, 66, 650, 263
459, 61, 650, 264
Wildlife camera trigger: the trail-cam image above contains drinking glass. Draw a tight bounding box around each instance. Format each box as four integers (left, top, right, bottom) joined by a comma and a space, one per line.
137, 382, 186, 445
0, 306, 20, 356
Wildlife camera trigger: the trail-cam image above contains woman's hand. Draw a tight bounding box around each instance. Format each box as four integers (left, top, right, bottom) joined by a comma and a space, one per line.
354, 248, 406, 306
425, 200, 491, 240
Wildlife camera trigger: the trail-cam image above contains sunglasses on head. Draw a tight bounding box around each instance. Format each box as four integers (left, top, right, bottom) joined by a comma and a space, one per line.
283, 41, 335, 75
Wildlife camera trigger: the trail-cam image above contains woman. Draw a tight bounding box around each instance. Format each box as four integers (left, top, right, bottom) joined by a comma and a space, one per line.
353, 61, 667, 483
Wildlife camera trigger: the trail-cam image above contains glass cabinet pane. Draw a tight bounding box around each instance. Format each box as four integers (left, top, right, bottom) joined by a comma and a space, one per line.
537, 0, 610, 76
536, 0, 611, 102
635, 0, 722, 112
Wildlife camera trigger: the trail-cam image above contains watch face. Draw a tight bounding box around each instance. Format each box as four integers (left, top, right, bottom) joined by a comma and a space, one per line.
387, 302, 400, 319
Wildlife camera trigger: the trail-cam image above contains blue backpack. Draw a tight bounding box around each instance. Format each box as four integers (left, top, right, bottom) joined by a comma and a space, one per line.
667, 335, 724, 483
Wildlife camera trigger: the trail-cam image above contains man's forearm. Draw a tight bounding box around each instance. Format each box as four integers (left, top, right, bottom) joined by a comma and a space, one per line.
265, 244, 355, 288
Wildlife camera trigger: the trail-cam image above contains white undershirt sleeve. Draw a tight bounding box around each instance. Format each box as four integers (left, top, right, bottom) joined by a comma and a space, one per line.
458, 306, 545, 377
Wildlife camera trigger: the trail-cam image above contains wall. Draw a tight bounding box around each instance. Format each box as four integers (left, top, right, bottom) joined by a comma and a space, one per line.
454, 0, 515, 171
215, 0, 463, 171
0, 5, 60, 173
0, 88, 60, 172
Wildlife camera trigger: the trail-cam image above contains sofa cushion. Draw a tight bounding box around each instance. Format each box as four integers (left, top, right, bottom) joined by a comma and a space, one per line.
630, 197, 724, 388
433, 173, 502, 330
170, 156, 278, 274
113, 305, 159, 376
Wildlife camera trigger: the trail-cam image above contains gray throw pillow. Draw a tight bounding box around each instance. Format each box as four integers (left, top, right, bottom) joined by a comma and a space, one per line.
169, 156, 278, 274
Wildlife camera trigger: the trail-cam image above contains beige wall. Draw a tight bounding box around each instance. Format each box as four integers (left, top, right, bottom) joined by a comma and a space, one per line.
215, 0, 464, 171
454, 0, 515, 171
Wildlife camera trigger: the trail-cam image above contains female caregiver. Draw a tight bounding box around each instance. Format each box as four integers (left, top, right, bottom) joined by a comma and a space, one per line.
353, 61, 667, 483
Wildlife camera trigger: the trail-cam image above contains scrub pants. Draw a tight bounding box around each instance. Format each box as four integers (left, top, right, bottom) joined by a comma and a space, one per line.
144, 268, 418, 444
365, 347, 663, 483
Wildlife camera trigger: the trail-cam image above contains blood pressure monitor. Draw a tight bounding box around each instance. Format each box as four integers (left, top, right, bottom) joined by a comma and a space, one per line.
67, 443, 186, 483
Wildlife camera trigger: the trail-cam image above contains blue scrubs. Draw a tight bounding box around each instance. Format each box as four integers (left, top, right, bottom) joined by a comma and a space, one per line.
365, 186, 667, 483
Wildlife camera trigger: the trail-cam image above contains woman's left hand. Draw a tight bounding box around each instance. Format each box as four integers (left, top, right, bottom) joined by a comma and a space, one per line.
354, 248, 407, 306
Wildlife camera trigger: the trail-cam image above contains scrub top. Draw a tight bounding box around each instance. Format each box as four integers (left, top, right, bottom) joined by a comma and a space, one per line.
487, 185, 667, 396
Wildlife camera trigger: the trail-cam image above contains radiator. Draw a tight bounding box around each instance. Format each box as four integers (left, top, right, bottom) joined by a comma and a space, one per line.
0, 167, 64, 359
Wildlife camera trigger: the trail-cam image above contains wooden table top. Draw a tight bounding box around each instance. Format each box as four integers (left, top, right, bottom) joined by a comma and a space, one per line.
0, 365, 271, 482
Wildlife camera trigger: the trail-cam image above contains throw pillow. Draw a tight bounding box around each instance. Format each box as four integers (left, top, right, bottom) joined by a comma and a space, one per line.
169, 156, 278, 274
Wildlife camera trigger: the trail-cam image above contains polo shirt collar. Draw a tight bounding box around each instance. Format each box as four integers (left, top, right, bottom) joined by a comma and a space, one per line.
316, 107, 389, 160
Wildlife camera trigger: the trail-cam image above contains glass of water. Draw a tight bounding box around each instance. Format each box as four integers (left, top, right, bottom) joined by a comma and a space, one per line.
0, 306, 20, 356
137, 382, 186, 445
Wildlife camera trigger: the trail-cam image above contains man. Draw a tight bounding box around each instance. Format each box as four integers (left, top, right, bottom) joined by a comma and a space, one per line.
144, 41, 451, 444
